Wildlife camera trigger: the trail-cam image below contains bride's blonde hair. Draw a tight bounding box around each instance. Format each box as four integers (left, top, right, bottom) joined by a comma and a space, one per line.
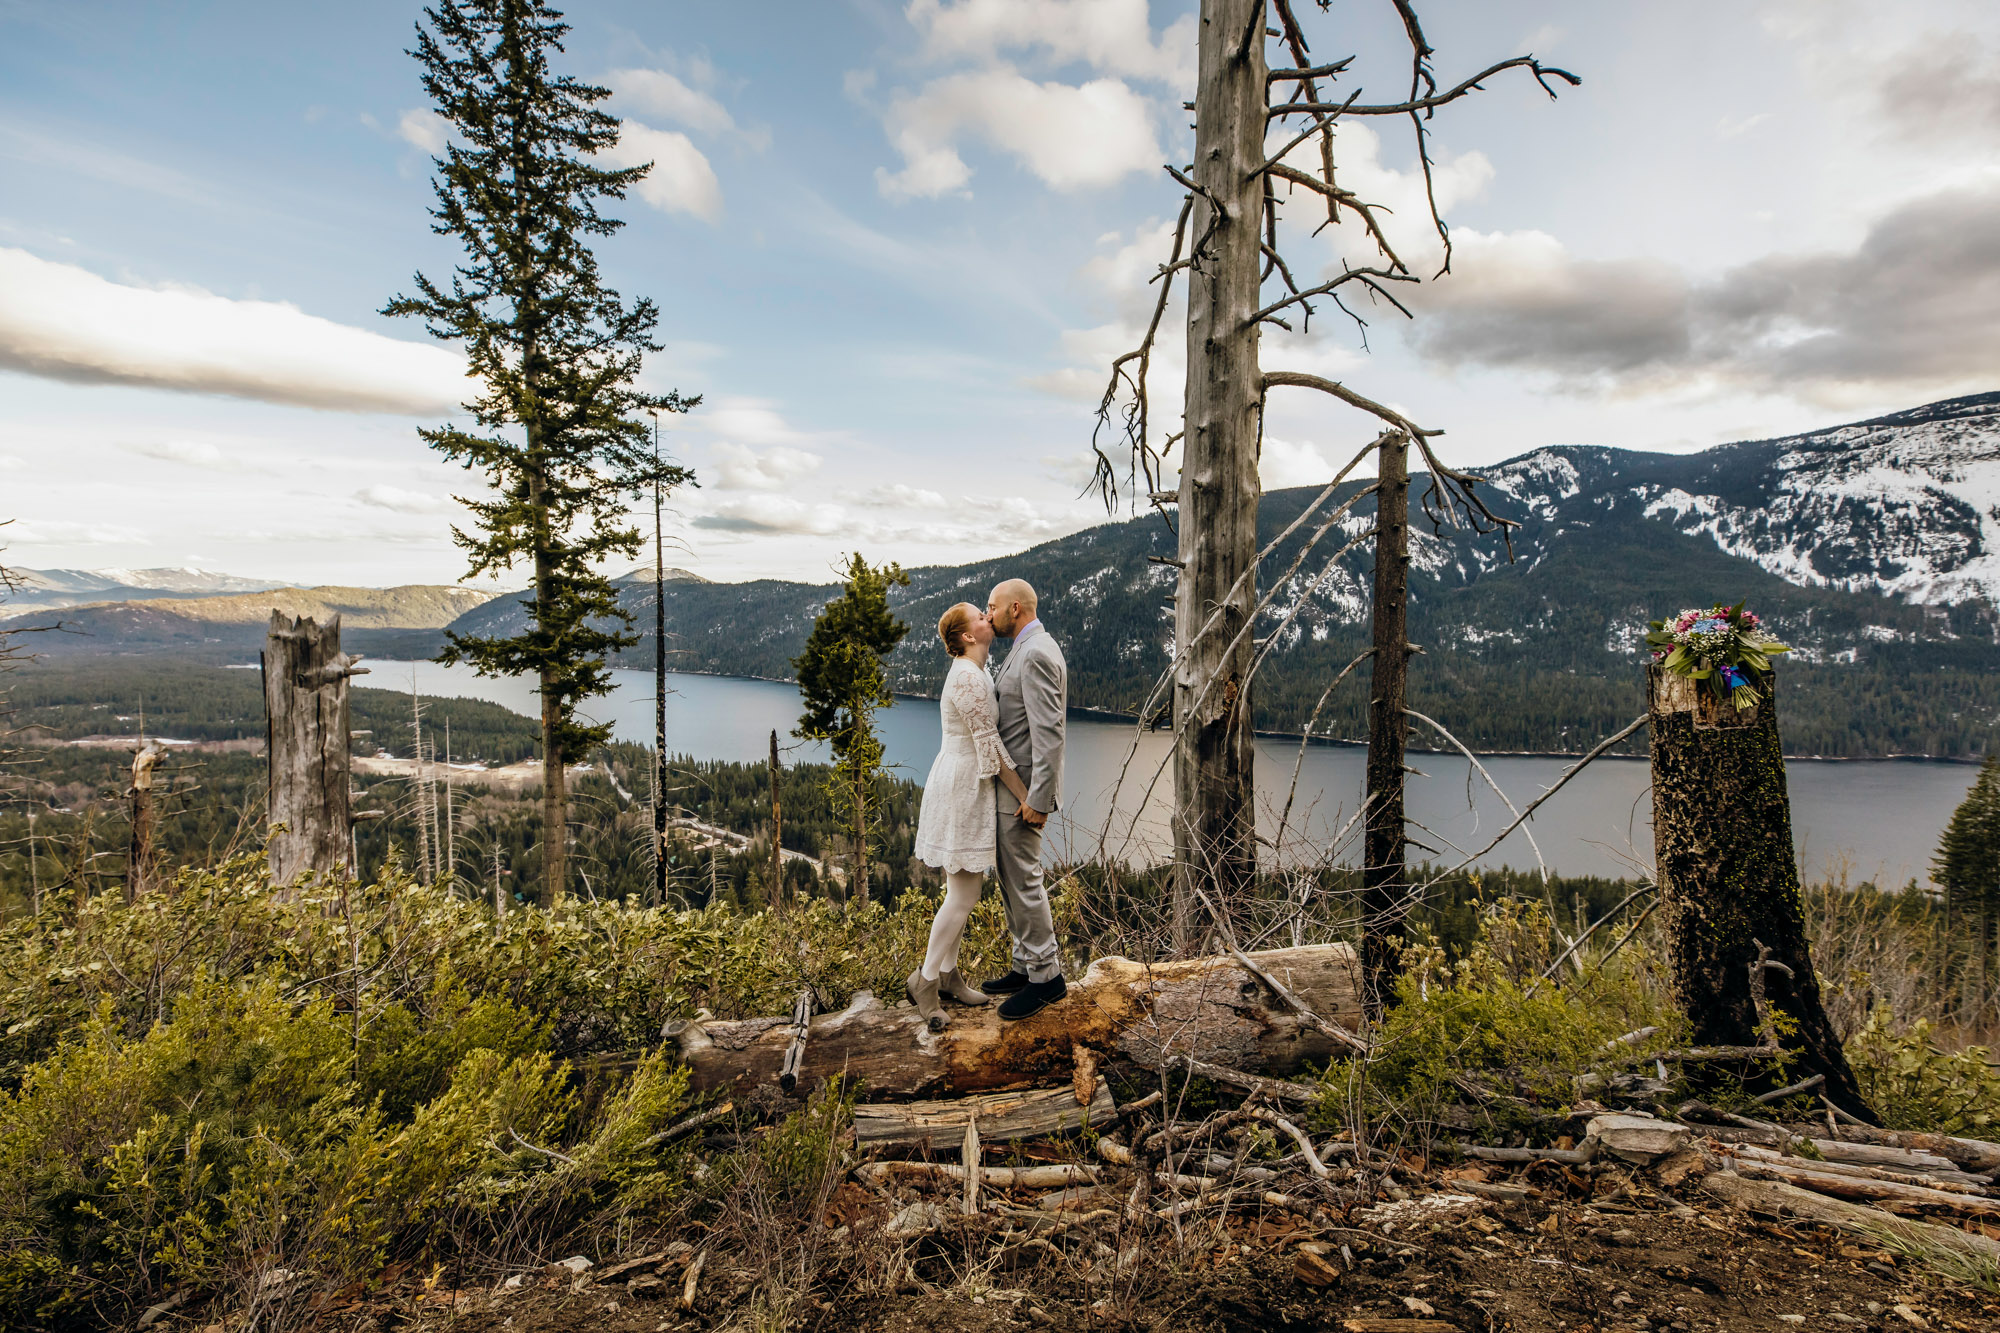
938, 602, 979, 657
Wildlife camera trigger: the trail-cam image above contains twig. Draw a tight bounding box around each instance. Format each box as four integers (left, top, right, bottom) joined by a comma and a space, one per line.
1415, 715, 1650, 893
643, 1101, 734, 1148
1247, 1108, 1330, 1177
1406, 707, 1549, 883
1756, 1073, 1826, 1106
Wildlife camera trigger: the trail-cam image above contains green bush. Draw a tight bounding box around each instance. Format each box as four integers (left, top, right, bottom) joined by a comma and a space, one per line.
1846, 1007, 2000, 1135
1316, 900, 1678, 1139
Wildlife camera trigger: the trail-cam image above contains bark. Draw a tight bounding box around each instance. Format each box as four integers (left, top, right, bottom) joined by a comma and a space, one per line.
677, 943, 1361, 1101
853, 1083, 1118, 1151
1648, 666, 1875, 1121
768, 729, 783, 914
263, 612, 357, 888
1361, 432, 1411, 1011
1172, 0, 1268, 940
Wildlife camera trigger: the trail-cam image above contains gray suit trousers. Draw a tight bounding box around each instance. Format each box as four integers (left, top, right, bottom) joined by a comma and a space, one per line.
994, 787, 1061, 982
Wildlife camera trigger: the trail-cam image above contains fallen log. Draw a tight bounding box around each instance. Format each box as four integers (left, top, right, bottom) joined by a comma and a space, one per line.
1724, 1143, 1991, 1196
677, 944, 1363, 1101
1702, 1171, 2000, 1261
853, 1083, 1118, 1150
1815, 1125, 2000, 1176
1718, 1154, 2000, 1216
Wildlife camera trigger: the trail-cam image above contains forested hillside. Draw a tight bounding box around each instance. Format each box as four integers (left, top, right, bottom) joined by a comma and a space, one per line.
442, 396, 2000, 758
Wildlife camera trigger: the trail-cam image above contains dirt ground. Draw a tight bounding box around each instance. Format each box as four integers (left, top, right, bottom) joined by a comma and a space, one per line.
375, 1171, 2000, 1333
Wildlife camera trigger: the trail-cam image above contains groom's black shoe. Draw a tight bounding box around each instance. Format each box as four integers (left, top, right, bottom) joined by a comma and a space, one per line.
980, 969, 1030, 996
997, 974, 1067, 1021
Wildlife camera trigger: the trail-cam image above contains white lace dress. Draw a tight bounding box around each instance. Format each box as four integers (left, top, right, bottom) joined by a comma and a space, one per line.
913, 657, 1008, 874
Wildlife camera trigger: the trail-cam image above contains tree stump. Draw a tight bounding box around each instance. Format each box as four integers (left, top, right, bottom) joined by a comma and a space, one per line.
264, 612, 363, 887
677, 943, 1362, 1101
1648, 666, 1875, 1121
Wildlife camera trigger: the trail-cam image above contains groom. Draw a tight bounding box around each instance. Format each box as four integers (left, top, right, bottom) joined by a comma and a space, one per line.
981, 578, 1069, 1020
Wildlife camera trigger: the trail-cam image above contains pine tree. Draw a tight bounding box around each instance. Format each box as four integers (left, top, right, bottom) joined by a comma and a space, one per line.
384, 0, 696, 904
794, 555, 909, 904
1933, 753, 2000, 979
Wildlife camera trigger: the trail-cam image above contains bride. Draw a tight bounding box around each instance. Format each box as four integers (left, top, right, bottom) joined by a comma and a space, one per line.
908, 602, 1031, 1029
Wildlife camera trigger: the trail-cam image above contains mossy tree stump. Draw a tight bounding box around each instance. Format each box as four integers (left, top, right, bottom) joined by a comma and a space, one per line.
1648, 666, 1876, 1122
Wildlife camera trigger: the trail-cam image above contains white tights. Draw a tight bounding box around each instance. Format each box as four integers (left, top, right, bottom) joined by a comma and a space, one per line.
921, 870, 984, 980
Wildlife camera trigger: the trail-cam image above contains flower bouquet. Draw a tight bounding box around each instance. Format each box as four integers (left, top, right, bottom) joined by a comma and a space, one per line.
1645, 602, 1790, 710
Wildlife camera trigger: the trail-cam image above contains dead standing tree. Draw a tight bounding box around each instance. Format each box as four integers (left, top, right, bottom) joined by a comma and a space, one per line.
264, 612, 370, 887
1093, 0, 1573, 1002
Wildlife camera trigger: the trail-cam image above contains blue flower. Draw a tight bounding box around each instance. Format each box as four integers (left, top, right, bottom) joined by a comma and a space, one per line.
1692, 618, 1727, 636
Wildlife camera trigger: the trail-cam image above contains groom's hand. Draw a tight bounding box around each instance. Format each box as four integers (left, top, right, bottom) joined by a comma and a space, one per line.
1017, 802, 1048, 828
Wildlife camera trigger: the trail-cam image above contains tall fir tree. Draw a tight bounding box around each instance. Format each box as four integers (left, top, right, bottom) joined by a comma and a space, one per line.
794, 554, 909, 903
385, 0, 695, 904
1933, 753, 2000, 977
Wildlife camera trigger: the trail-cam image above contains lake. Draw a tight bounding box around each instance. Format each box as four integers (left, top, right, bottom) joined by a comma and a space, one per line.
370, 661, 1973, 886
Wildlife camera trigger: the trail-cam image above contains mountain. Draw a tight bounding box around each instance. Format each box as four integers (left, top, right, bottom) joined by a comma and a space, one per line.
1478, 392, 2000, 608
441, 393, 2000, 759
3, 585, 494, 655
6, 567, 277, 615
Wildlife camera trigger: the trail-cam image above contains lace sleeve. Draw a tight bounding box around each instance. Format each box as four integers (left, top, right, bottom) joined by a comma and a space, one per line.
949, 665, 1008, 778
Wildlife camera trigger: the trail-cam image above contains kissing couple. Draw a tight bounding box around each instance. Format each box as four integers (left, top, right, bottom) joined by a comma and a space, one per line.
907, 578, 1068, 1026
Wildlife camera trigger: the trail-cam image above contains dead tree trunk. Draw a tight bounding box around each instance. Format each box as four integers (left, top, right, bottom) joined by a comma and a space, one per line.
1361, 432, 1412, 1011
264, 612, 364, 888
768, 728, 784, 915
1649, 666, 1875, 1121
678, 943, 1360, 1101
1172, 0, 1268, 941
125, 740, 164, 903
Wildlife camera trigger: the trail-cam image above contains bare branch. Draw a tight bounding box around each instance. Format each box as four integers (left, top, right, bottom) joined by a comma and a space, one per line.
1265, 58, 1580, 120
1414, 713, 1651, 893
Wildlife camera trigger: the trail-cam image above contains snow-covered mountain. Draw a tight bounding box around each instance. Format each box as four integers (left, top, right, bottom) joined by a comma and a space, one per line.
1482, 392, 2000, 609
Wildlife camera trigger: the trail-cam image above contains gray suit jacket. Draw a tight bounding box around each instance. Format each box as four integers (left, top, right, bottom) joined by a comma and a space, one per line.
995, 621, 1067, 814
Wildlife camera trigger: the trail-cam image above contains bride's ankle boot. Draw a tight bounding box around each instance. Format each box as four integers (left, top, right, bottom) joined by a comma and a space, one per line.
907, 969, 948, 1031
937, 969, 992, 1006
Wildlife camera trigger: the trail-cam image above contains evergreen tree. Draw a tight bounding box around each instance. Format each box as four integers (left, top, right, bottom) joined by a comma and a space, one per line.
384, 0, 696, 904
1933, 754, 2000, 974
794, 555, 909, 903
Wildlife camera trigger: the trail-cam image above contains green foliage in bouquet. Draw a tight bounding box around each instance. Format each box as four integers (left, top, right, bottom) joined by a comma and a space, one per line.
1645, 600, 1790, 709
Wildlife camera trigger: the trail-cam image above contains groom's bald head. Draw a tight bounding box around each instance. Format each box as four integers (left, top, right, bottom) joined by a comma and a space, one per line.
987, 578, 1038, 636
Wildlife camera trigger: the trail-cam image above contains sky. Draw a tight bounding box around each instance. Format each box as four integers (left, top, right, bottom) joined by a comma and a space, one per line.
2, 0, 1997, 589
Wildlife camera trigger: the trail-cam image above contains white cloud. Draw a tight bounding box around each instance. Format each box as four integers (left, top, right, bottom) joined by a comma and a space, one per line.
1258, 437, 1345, 491
128, 439, 228, 468
0, 455, 23, 472
850, 482, 948, 509
710, 442, 823, 491
606, 68, 736, 135
600, 121, 723, 222
355, 484, 452, 514
6, 518, 148, 545
693, 494, 847, 536
396, 108, 450, 154
906, 0, 1196, 89
702, 398, 811, 447
0, 248, 469, 414
876, 68, 1162, 199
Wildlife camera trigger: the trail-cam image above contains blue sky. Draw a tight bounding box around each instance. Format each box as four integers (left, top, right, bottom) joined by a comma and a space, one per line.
3, 0, 1997, 587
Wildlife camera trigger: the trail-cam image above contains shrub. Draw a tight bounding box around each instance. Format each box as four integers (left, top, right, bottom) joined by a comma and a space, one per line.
1846, 1006, 2000, 1136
